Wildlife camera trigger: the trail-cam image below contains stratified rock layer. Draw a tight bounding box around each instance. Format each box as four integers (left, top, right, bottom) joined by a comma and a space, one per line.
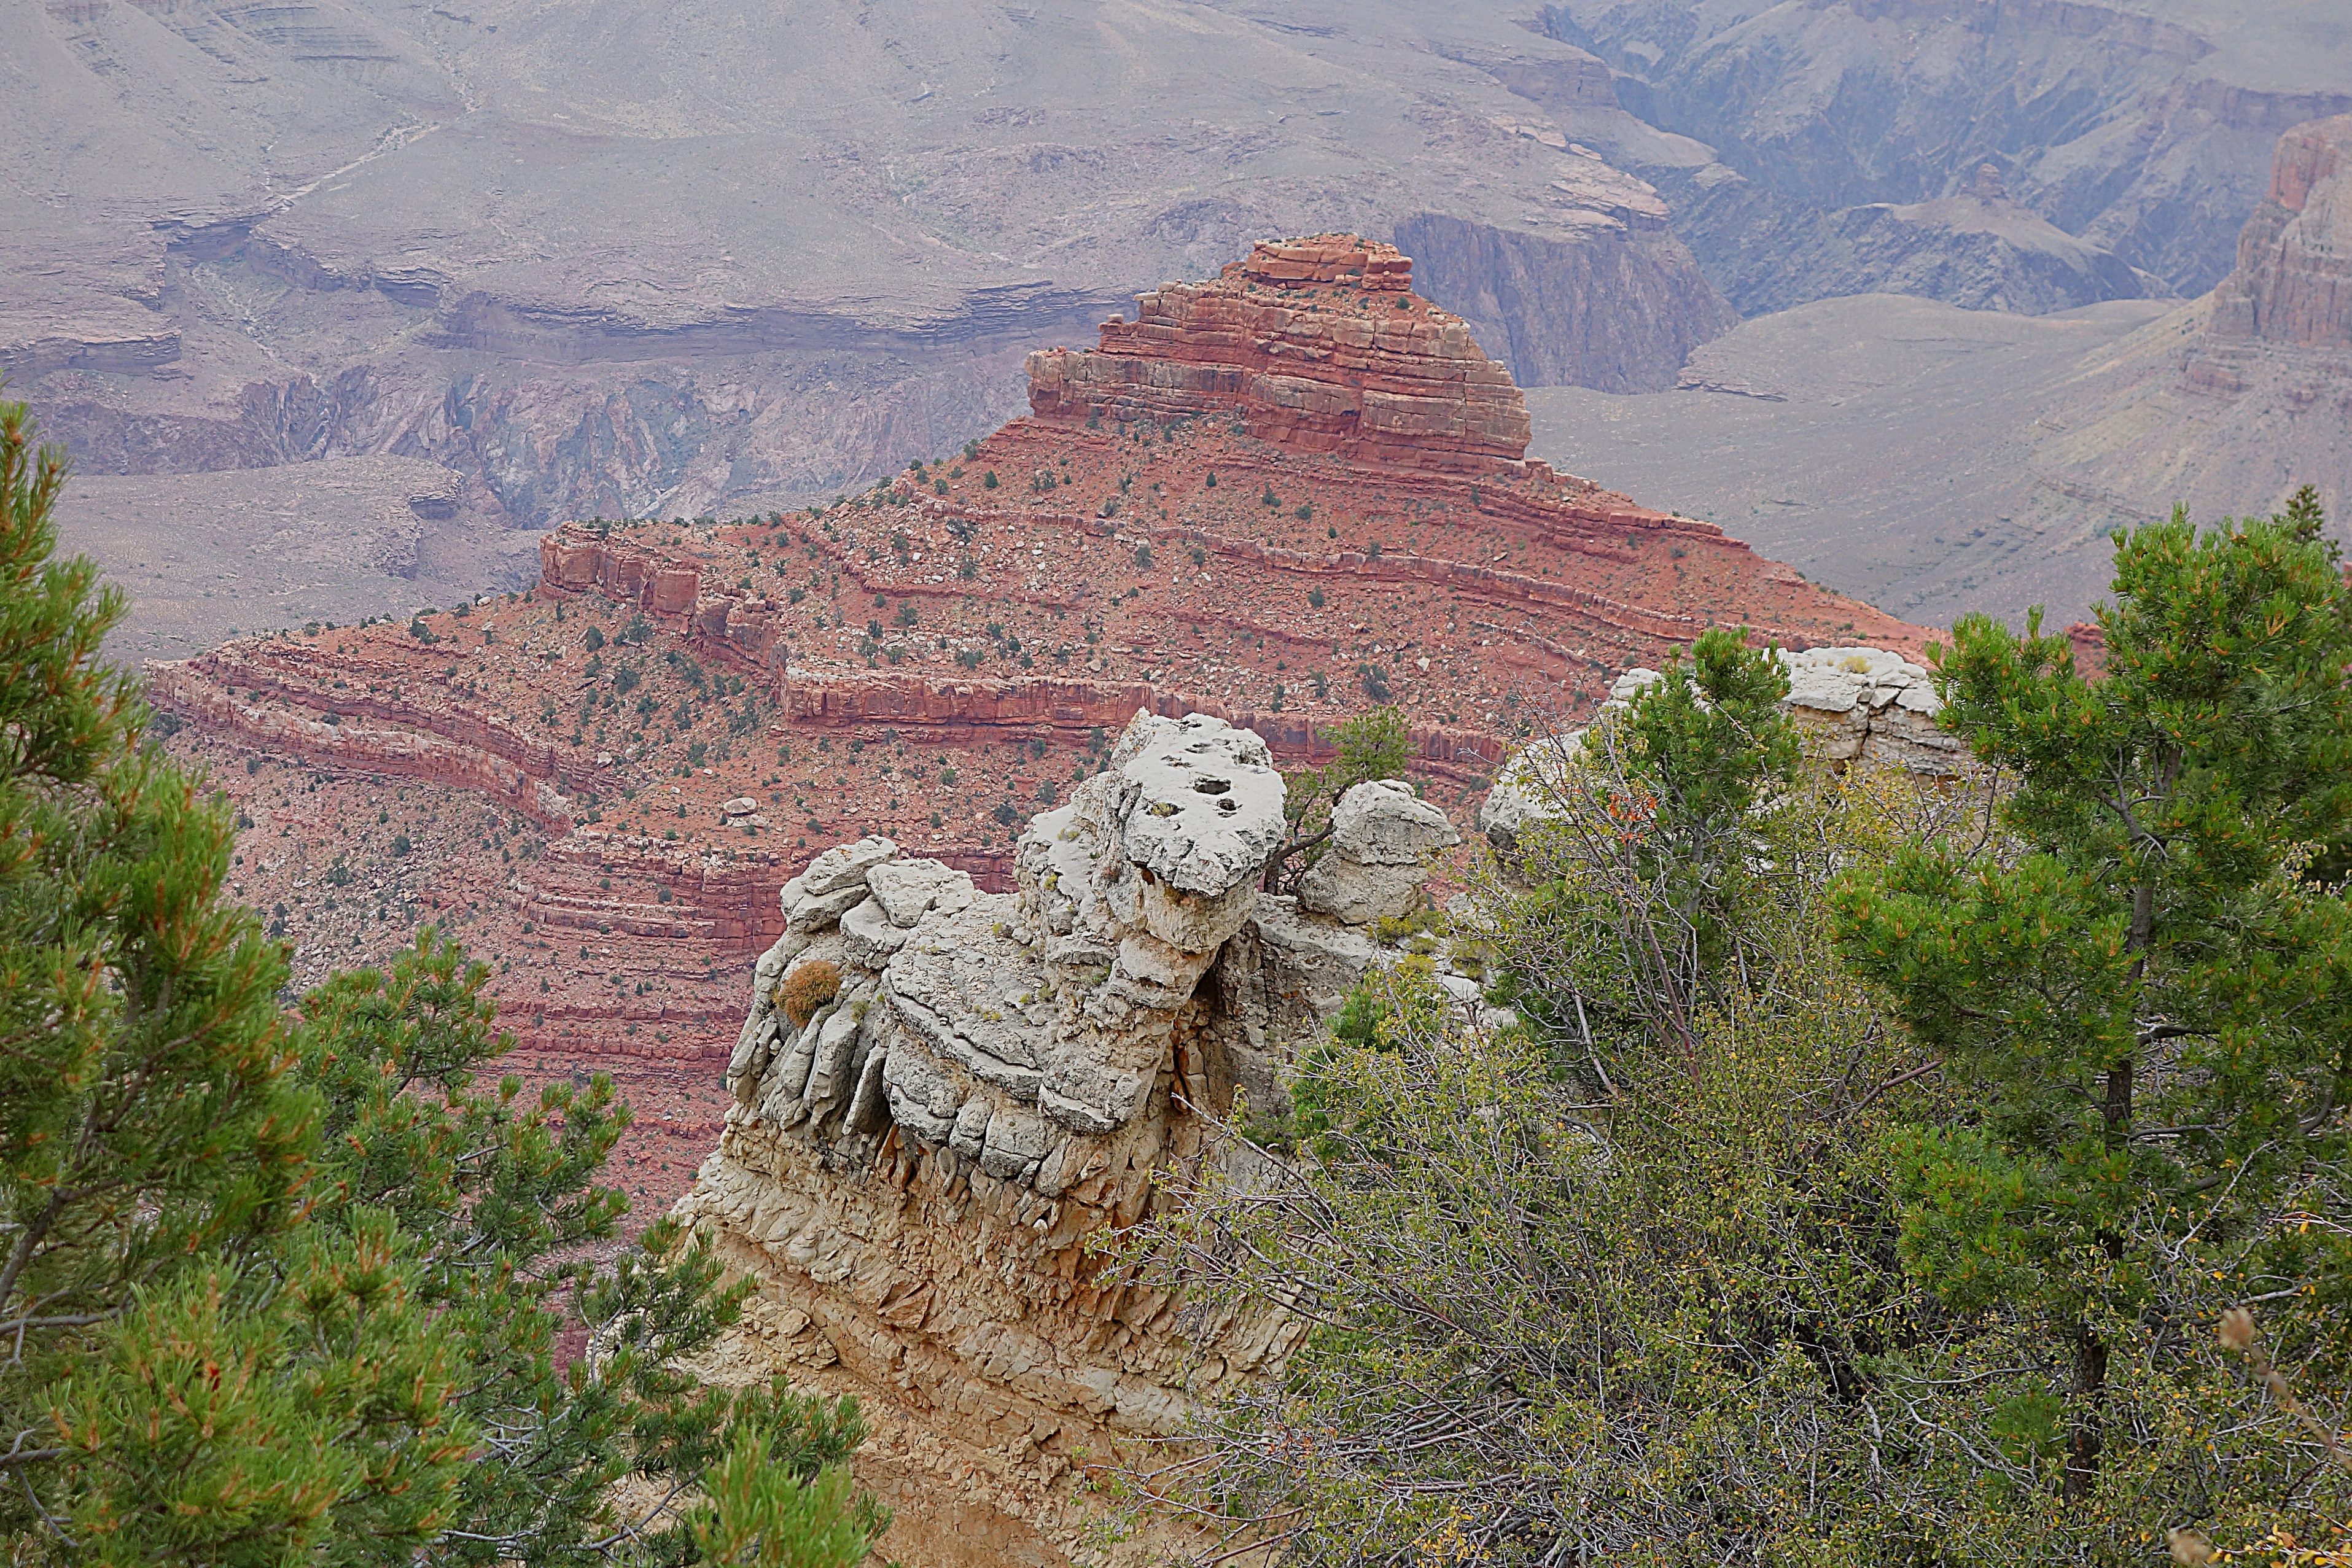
1027, 237, 1538, 474
2213, 115, 2352, 350
678, 713, 1425, 1564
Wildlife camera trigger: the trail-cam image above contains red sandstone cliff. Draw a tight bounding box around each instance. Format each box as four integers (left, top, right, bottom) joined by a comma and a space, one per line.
2212, 114, 2352, 350
1026, 237, 1540, 475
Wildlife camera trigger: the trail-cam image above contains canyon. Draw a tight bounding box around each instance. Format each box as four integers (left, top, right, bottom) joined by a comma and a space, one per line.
1525, 109, 2352, 630
17, 4, 2352, 1554
152, 234, 1915, 1232
137, 236, 2004, 1566
1535, 0, 2352, 310
16, 0, 2351, 656
12, 0, 1732, 594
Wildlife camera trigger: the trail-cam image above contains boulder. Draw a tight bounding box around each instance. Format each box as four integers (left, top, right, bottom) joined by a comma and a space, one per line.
1024, 709, 1288, 993
801, 836, 898, 896
1297, 855, 1419, 926
865, 858, 975, 928
1325, 779, 1458, 866
1114, 713, 1287, 897
1476, 731, 1584, 850
1298, 779, 1460, 925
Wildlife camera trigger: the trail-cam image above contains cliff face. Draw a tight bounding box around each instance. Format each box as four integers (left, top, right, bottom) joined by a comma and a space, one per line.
151, 230, 1928, 1288
1391, 211, 1739, 394
2211, 115, 2352, 349
674, 716, 1399, 1564
2022, 111, 2352, 564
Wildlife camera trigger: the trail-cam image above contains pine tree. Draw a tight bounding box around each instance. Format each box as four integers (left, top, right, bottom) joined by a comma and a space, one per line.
1492, 626, 1796, 1079
0, 393, 465, 1562
1832, 498, 2352, 1504
290, 930, 883, 1566
1, 394, 882, 1566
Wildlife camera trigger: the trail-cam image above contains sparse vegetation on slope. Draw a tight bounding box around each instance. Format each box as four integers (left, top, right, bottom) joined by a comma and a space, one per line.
1149, 492, 2352, 1566
0, 402, 884, 1568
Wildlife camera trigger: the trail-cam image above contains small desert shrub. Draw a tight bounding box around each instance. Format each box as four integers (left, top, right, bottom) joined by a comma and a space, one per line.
780, 959, 841, 1027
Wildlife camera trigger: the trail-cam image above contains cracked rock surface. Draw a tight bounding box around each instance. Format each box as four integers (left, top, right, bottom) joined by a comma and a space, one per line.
677, 710, 1465, 1562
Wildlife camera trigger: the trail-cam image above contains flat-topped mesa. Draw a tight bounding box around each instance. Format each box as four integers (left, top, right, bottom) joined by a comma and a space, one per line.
2212, 114, 2352, 350
1025, 235, 1536, 475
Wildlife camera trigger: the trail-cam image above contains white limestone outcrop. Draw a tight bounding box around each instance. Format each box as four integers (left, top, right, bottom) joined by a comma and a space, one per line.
680, 705, 1468, 1545
1478, 644, 1961, 847
1297, 778, 1463, 925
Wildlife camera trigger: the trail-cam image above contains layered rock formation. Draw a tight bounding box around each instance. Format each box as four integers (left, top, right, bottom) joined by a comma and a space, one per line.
154, 231, 1926, 1252
2211, 115, 2352, 349
677, 713, 1432, 1563
1027, 238, 1533, 473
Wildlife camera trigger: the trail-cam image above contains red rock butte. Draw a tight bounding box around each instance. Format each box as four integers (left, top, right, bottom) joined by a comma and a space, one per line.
147, 231, 1928, 1246
1027, 236, 1535, 474
2213, 114, 2352, 350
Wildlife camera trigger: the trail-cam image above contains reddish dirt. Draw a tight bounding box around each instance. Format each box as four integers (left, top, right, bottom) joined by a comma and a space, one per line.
154, 235, 1925, 1222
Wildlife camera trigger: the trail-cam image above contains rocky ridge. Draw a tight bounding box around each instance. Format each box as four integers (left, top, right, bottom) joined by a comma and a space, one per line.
150, 231, 1925, 1248
672, 657, 1955, 1565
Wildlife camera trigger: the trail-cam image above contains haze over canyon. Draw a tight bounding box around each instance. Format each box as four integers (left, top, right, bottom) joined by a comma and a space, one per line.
13, 5, 2352, 1562
6, 0, 2350, 649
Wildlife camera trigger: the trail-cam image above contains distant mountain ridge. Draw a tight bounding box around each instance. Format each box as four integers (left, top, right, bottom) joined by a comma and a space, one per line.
1532, 0, 2352, 309
1523, 110, 2352, 629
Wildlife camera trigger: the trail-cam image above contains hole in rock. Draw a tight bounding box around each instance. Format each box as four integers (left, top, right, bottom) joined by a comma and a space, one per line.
1191, 777, 1231, 795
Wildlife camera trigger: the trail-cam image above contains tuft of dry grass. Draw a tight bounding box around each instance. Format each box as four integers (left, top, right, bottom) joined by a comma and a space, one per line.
780, 959, 841, 1027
